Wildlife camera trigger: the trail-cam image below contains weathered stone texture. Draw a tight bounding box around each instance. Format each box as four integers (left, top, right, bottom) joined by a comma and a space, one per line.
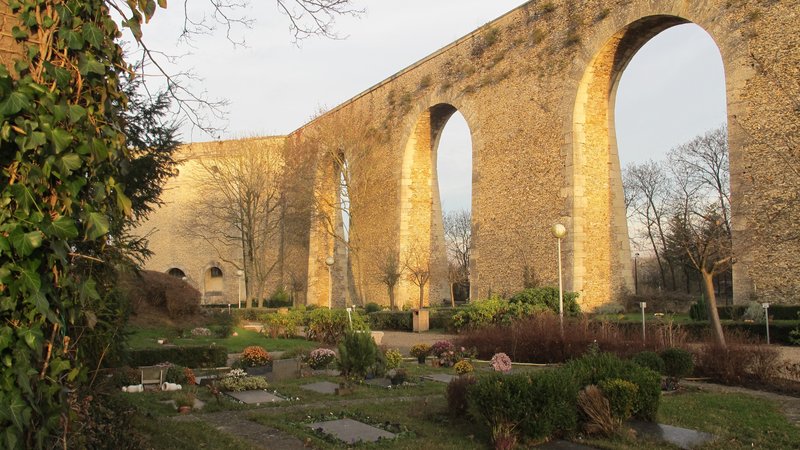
131, 0, 799, 308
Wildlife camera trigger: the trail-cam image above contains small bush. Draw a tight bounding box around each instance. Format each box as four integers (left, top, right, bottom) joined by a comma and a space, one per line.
121, 270, 201, 319
262, 310, 303, 338
364, 302, 382, 314
490, 352, 512, 373
447, 376, 477, 417
217, 369, 269, 392
241, 346, 272, 367
632, 351, 665, 374
565, 350, 660, 420
598, 378, 638, 422
468, 369, 579, 441
431, 340, 455, 358
509, 287, 581, 316
660, 348, 693, 379
337, 331, 381, 378
577, 385, 615, 436
307, 308, 367, 344
110, 367, 140, 387
454, 360, 474, 375
409, 344, 431, 358
164, 364, 189, 384
594, 303, 625, 315
127, 345, 228, 368
743, 301, 767, 323
265, 287, 292, 308
207, 311, 235, 338
368, 310, 412, 331
384, 348, 403, 370
694, 335, 782, 384
307, 348, 336, 370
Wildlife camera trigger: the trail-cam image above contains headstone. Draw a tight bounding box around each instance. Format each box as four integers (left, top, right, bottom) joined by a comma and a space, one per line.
265, 359, 299, 382
308, 418, 396, 444
422, 373, 456, 383
227, 390, 285, 404
629, 421, 715, 449
300, 381, 340, 395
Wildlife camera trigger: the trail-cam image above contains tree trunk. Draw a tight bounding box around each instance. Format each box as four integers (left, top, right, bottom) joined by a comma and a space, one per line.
418, 285, 425, 309
701, 270, 726, 347
388, 285, 395, 311
449, 283, 455, 307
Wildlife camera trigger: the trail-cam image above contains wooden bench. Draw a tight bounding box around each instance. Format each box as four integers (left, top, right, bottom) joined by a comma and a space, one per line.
139, 366, 165, 385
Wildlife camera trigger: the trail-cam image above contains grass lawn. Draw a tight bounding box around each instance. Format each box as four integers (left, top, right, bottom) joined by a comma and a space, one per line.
126, 326, 317, 353
249, 396, 489, 450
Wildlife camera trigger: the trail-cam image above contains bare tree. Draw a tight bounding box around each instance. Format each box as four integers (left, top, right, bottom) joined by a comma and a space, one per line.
405, 245, 431, 309
109, 0, 362, 136
181, 139, 285, 306
667, 126, 731, 346
623, 160, 675, 290
443, 209, 471, 305
375, 248, 403, 310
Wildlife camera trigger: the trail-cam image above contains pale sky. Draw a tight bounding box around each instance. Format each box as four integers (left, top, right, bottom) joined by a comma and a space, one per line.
138, 2, 727, 214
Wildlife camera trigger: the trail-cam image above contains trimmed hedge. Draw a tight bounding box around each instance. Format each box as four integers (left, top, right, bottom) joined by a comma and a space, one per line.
467, 370, 578, 440
367, 308, 460, 331
368, 311, 412, 331
691, 304, 800, 321
564, 351, 661, 420
614, 321, 798, 345
465, 351, 660, 442
127, 345, 228, 368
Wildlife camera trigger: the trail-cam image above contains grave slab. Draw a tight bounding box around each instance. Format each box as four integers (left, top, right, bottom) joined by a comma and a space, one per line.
227, 390, 286, 404
630, 421, 714, 449
422, 373, 456, 383
308, 418, 395, 444
365, 378, 392, 388
265, 359, 300, 382
300, 381, 340, 395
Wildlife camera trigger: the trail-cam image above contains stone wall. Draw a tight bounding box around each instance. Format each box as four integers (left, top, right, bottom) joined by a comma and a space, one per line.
93, 0, 800, 309
289, 0, 800, 309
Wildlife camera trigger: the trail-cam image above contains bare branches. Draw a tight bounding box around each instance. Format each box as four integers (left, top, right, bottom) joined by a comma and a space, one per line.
276, 0, 363, 41
108, 0, 361, 137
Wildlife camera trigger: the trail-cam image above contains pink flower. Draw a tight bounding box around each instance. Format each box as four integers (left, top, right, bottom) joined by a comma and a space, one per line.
490, 352, 512, 374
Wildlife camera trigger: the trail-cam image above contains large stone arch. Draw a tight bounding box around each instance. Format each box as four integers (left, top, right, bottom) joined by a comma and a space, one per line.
397, 100, 480, 307
564, 12, 740, 308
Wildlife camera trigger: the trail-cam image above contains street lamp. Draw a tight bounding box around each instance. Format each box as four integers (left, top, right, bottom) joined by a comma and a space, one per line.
634, 253, 640, 295
236, 270, 243, 309
762, 303, 770, 344
325, 256, 335, 308
640, 302, 647, 346
552, 223, 567, 333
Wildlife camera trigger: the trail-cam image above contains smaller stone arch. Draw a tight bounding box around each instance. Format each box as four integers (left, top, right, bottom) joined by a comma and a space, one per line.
167, 267, 187, 278
202, 264, 225, 304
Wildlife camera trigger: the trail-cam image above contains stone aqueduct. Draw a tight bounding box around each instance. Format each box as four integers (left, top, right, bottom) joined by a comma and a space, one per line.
141, 0, 800, 309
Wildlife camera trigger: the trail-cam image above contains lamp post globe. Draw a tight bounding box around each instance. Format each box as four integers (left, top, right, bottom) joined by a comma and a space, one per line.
325, 256, 335, 267
552, 223, 567, 239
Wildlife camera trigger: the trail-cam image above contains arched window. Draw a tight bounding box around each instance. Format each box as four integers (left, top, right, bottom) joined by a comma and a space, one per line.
210, 267, 223, 278
167, 268, 186, 278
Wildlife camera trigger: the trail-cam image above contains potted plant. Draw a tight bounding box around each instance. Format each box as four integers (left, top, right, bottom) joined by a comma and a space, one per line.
240, 345, 273, 376
410, 344, 431, 364
175, 392, 195, 414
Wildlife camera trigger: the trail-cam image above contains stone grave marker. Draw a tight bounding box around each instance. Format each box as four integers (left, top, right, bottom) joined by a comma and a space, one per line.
300, 381, 340, 395
227, 390, 285, 404
308, 418, 396, 444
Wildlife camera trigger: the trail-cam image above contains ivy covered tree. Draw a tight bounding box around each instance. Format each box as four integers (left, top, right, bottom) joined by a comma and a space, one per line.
0, 0, 357, 446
